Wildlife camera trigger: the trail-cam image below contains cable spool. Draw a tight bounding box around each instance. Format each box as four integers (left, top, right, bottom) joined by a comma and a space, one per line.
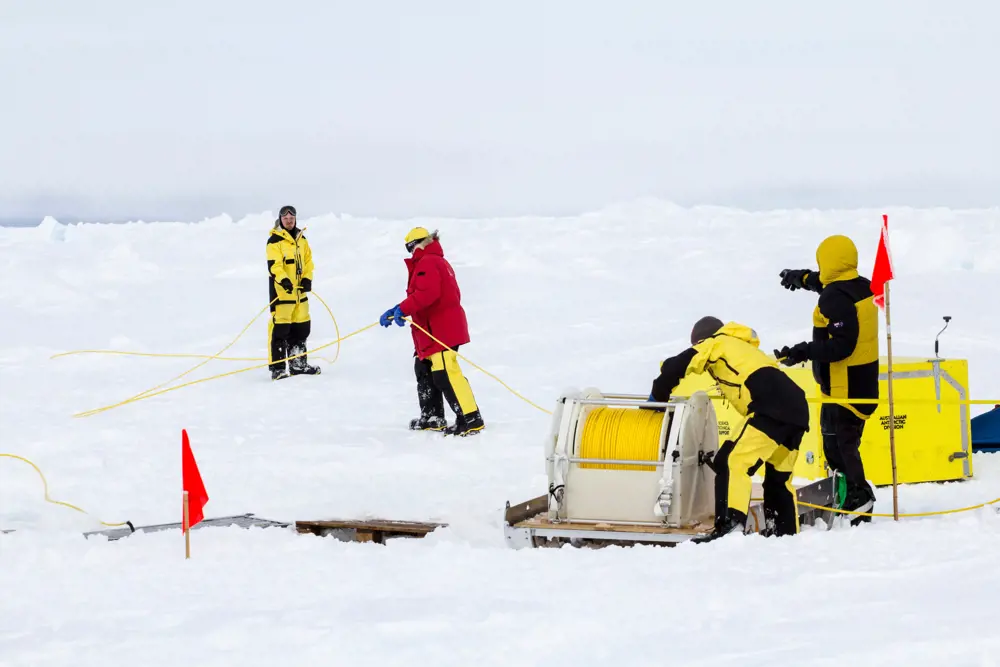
578, 406, 665, 471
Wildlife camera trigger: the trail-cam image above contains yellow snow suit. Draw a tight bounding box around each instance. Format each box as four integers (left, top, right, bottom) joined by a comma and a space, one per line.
266, 225, 314, 368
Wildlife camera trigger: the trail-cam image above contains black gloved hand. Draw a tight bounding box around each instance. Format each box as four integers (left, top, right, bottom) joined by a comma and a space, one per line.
300, 278, 312, 292
779, 269, 810, 291
774, 342, 810, 367
280, 278, 294, 293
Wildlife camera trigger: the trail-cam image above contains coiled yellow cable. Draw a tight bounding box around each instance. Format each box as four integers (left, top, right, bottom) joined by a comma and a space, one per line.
0, 454, 132, 529
578, 407, 664, 472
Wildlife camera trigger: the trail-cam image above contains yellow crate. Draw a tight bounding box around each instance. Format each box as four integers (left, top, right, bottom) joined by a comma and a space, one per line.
673, 357, 973, 486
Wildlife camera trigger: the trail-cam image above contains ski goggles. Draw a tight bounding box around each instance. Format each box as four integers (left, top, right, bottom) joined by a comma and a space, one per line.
405, 237, 427, 254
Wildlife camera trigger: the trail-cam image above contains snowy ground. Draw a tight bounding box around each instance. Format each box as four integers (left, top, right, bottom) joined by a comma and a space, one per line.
2, 202, 1000, 665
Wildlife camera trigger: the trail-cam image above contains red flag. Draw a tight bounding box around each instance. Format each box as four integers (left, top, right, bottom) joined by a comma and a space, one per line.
182, 429, 209, 529
871, 214, 894, 309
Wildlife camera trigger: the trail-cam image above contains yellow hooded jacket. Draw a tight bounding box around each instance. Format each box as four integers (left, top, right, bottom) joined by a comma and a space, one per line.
266, 224, 314, 317
651, 322, 809, 429
807, 235, 879, 419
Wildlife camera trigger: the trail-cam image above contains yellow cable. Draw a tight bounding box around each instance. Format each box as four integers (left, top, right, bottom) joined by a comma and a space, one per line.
0, 453, 132, 529
73, 320, 379, 418
51, 350, 267, 362
804, 397, 1000, 407
68, 291, 344, 417
126, 297, 278, 402
51, 289, 344, 367
402, 317, 554, 415
578, 406, 663, 471
309, 290, 342, 365
798, 497, 1000, 519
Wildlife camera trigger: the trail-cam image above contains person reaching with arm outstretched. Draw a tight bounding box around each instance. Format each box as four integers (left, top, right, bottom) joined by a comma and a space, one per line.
380, 228, 485, 437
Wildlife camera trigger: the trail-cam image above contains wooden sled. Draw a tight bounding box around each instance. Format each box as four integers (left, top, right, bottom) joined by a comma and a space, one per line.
296, 518, 446, 544
504, 476, 835, 549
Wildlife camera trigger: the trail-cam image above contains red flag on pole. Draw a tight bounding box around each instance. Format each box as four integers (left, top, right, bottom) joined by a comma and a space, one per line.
182, 429, 209, 529
871, 214, 894, 309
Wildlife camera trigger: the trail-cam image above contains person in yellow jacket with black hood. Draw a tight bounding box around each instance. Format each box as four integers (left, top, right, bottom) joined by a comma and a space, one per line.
776, 234, 879, 525
266, 205, 320, 380
649, 317, 810, 542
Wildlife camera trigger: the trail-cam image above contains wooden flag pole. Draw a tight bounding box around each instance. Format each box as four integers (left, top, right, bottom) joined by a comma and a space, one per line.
184, 490, 191, 559
885, 282, 899, 521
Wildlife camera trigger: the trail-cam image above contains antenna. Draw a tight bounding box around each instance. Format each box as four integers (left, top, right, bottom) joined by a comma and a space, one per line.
934, 316, 952, 358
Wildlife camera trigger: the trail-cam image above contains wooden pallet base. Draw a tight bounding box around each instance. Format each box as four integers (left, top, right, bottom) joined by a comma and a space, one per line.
296, 518, 446, 544
504, 476, 836, 549
506, 514, 714, 549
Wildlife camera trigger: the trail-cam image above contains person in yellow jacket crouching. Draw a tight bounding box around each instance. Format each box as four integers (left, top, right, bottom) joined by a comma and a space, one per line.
266, 205, 320, 380
648, 317, 810, 543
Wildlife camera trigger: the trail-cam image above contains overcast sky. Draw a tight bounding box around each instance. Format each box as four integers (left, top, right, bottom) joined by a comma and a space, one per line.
2, 0, 998, 222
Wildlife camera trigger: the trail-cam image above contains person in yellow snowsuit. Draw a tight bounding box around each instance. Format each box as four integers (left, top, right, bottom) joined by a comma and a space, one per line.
266, 205, 319, 380
776, 234, 879, 525
648, 317, 810, 542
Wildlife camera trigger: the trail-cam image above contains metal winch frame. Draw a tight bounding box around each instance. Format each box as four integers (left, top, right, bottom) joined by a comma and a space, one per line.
546, 389, 717, 527
504, 388, 721, 549
503, 388, 837, 549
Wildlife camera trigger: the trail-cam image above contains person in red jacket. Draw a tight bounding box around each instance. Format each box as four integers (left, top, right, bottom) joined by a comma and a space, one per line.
380, 227, 485, 437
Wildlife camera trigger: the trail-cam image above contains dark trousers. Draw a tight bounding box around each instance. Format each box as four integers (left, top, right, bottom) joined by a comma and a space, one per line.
414, 347, 484, 428
716, 413, 805, 537
414, 354, 446, 421
821, 403, 873, 495
270, 320, 311, 372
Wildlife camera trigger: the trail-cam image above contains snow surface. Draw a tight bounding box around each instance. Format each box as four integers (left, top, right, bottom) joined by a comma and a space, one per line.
2, 202, 1000, 665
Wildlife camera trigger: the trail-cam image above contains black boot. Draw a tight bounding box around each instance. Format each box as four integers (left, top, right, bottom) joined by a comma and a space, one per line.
410, 415, 447, 431
691, 509, 747, 544
270, 336, 289, 380
843, 483, 875, 526
443, 410, 485, 437
288, 341, 321, 375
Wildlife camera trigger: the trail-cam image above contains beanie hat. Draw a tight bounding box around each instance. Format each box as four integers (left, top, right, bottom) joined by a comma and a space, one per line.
691, 316, 723, 345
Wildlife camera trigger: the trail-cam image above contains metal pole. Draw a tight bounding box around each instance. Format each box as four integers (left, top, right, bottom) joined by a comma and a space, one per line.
562, 457, 665, 467
571, 398, 678, 409
885, 283, 899, 521
184, 491, 191, 559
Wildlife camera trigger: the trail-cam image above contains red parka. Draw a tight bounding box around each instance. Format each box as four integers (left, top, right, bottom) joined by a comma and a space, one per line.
399, 240, 470, 359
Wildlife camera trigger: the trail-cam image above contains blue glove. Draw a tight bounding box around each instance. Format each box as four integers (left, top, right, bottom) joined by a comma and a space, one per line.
380, 305, 406, 328
642, 391, 666, 412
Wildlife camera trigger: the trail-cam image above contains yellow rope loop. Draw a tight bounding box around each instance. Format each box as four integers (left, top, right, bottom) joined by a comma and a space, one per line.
51, 350, 267, 362
50, 289, 343, 365
0, 454, 132, 529
578, 406, 663, 471
72, 320, 380, 418
309, 290, 342, 365
67, 291, 347, 418
798, 497, 1000, 519
131, 297, 279, 401
403, 317, 553, 415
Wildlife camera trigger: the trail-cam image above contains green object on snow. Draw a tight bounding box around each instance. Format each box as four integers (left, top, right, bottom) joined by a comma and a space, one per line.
833, 471, 847, 508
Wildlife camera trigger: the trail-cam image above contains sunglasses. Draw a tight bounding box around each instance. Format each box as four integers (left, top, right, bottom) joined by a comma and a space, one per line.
405, 238, 425, 253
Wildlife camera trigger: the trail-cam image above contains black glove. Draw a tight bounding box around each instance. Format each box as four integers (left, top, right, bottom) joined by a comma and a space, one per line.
300, 278, 312, 292
779, 269, 810, 291
279, 278, 294, 293
774, 342, 810, 367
